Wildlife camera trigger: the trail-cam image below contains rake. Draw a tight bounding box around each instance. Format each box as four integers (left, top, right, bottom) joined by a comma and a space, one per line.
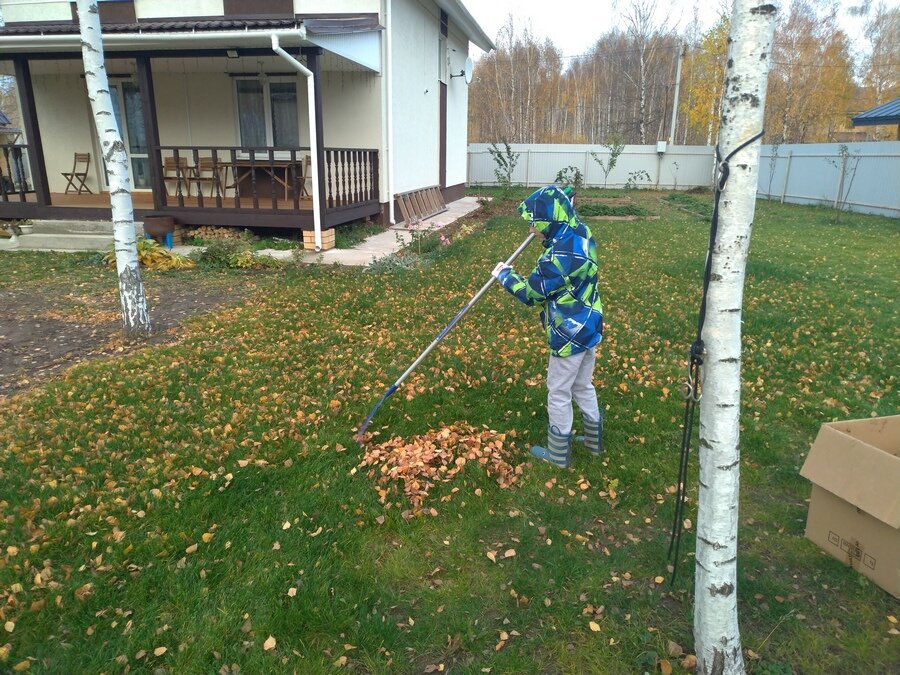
357, 232, 536, 445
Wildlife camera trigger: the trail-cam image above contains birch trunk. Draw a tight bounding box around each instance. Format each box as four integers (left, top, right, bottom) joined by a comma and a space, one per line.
693, 2, 777, 674
76, 0, 150, 337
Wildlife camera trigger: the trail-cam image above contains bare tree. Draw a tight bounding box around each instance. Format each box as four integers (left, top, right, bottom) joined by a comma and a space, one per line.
692, 1, 777, 673
75, 0, 150, 337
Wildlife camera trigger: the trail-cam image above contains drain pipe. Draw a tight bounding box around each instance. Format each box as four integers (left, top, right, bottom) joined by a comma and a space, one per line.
272, 34, 322, 251
385, 0, 395, 224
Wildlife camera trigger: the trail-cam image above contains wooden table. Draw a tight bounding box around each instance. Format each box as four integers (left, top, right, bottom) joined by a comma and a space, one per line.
231, 158, 308, 200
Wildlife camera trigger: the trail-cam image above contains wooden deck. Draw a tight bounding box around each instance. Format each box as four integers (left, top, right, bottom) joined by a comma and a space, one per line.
43, 191, 314, 211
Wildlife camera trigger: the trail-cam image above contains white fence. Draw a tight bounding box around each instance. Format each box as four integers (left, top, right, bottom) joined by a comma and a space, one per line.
468, 142, 900, 217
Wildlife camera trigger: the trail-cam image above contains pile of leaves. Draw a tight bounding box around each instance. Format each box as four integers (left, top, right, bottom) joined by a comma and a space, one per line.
103, 238, 196, 270
358, 423, 525, 513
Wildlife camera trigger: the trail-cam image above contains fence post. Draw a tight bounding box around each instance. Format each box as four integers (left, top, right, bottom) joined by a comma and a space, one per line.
525, 149, 531, 187
780, 150, 792, 204
583, 149, 590, 187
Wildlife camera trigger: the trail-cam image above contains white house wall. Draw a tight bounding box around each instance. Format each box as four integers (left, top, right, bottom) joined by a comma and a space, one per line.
445, 22, 468, 188
296, 0, 381, 15
134, 0, 225, 20
2, 0, 69, 22
390, 0, 440, 194
320, 71, 381, 148
30, 73, 100, 193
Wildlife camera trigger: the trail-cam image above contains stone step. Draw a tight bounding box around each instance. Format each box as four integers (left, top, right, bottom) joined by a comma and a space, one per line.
26, 219, 117, 235
8, 233, 114, 251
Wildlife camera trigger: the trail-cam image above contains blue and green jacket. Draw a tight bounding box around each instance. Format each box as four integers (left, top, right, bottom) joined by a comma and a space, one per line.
497, 185, 604, 357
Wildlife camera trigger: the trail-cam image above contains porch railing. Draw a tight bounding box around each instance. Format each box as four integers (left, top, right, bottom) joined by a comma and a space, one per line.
153, 146, 379, 213
0, 144, 33, 202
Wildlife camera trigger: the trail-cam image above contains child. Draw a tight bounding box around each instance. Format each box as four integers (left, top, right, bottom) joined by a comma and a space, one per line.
492, 185, 604, 468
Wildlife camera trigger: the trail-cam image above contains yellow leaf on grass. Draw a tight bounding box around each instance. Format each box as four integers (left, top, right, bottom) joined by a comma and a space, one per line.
486, 551, 497, 563
681, 654, 698, 671
202, 532, 214, 543
888, 615, 898, 624
282, 521, 291, 530
334, 655, 348, 667
153, 647, 167, 656
263, 635, 277, 651
4, 621, 14, 633
185, 543, 198, 554
588, 621, 601, 632
660, 659, 673, 675
288, 588, 297, 597
654, 576, 665, 584
503, 549, 516, 558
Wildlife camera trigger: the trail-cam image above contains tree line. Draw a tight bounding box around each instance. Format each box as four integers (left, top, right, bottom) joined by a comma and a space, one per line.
468, 1, 899, 146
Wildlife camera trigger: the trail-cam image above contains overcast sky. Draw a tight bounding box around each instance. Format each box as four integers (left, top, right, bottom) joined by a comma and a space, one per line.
463, 0, 880, 63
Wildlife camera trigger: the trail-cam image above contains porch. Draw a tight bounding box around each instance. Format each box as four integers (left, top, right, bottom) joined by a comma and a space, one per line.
0, 143, 379, 229
0, 21, 387, 234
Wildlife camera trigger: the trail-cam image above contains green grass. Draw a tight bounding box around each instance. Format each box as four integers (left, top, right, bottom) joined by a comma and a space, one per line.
578, 203, 649, 217
0, 195, 898, 673
335, 220, 385, 249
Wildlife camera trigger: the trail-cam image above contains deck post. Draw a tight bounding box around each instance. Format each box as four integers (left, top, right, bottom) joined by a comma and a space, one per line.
136, 56, 165, 211
13, 58, 50, 206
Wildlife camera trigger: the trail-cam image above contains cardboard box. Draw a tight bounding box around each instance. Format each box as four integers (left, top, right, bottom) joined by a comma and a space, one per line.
800, 415, 900, 598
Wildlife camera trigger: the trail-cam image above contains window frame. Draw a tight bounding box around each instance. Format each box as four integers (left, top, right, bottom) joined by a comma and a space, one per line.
232, 76, 301, 156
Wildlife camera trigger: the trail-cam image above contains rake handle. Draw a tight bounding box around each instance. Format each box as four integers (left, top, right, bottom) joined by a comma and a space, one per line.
357, 232, 536, 444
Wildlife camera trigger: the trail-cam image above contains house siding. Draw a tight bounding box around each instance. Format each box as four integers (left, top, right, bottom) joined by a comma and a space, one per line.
445, 21, 468, 189
295, 1, 381, 15
390, 0, 440, 194
134, 0, 225, 20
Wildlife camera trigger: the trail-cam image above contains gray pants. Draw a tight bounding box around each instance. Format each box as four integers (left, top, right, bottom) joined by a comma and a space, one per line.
547, 347, 600, 435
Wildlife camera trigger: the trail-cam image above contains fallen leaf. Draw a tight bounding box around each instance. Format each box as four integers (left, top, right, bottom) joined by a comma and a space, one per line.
589, 621, 601, 632
667, 640, 683, 657
334, 655, 348, 667
185, 543, 198, 554
486, 551, 497, 563
746, 648, 760, 660
4, 621, 14, 633
263, 635, 277, 651
888, 615, 897, 624
282, 521, 291, 530
202, 532, 214, 543
654, 576, 665, 584
660, 659, 673, 675
153, 647, 167, 656
503, 548, 516, 558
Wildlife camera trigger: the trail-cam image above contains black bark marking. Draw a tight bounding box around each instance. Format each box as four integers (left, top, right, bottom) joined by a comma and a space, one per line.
709, 581, 735, 597
710, 273, 724, 281
751, 4, 777, 15
717, 459, 740, 471
699, 438, 713, 449
715, 403, 736, 409
719, 357, 739, 363
717, 556, 737, 566
727, 58, 734, 68
760, 52, 767, 60
711, 649, 726, 675
695, 558, 712, 573
699, 536, 727, 550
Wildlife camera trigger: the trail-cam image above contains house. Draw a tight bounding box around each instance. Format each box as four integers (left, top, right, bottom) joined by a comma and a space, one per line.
0, 0, 493, 249
852, 97, 900, 142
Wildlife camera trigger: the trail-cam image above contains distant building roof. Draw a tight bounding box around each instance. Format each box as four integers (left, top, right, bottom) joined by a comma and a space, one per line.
852, 98, 900, 126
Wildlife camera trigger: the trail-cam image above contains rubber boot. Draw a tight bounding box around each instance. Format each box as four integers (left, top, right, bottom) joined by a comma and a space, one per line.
576, 412, 604, 456
530, 425, 572, 468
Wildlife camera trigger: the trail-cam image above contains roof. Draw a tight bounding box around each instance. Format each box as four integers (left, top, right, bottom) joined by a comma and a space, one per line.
436, 0, 495, 52
852, 98, 900, 126
0, 18, 301, 36
0, 110, 10, 126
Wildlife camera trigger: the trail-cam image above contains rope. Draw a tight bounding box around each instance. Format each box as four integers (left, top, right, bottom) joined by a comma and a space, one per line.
667, 129, 764, 584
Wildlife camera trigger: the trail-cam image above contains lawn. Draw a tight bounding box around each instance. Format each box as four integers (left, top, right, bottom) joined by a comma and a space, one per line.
1, 192, 898, 673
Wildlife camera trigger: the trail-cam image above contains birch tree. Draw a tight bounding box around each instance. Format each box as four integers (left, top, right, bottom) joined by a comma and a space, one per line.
693, 2, 776, 673
76, 0, 150, 337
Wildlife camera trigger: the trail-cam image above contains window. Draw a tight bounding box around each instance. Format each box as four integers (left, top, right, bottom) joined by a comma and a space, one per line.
235, 78, 299, 149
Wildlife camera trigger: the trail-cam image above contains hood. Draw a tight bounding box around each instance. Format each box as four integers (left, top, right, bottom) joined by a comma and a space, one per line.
518, 185, 586, 242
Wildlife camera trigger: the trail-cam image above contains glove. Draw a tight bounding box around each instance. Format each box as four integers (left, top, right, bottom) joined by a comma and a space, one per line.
491, 262, 511, 280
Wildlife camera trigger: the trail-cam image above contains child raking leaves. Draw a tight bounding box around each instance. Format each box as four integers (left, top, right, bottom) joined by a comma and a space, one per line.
492, 185, 605, 468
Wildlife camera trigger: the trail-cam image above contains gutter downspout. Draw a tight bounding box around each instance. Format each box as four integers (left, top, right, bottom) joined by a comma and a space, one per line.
385, 0, 395, 224
272, 34, 322, 251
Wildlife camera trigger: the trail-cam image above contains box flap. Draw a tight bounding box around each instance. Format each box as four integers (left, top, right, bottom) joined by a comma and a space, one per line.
800, 416, 900, 528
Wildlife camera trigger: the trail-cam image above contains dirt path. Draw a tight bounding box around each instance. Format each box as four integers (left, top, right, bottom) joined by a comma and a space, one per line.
0, 277, 248, 397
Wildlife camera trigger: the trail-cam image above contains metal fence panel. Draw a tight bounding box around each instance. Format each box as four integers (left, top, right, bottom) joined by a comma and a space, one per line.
469, 142, 900, 217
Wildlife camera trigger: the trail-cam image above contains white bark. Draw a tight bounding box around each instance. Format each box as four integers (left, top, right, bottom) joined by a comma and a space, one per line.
76, 0, 150, 337
693, 2, 777, 675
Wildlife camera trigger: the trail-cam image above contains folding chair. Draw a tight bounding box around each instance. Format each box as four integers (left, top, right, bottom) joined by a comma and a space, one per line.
62, 153, 92, 194
163, 156, 191, 197
188, 157, 226, 198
